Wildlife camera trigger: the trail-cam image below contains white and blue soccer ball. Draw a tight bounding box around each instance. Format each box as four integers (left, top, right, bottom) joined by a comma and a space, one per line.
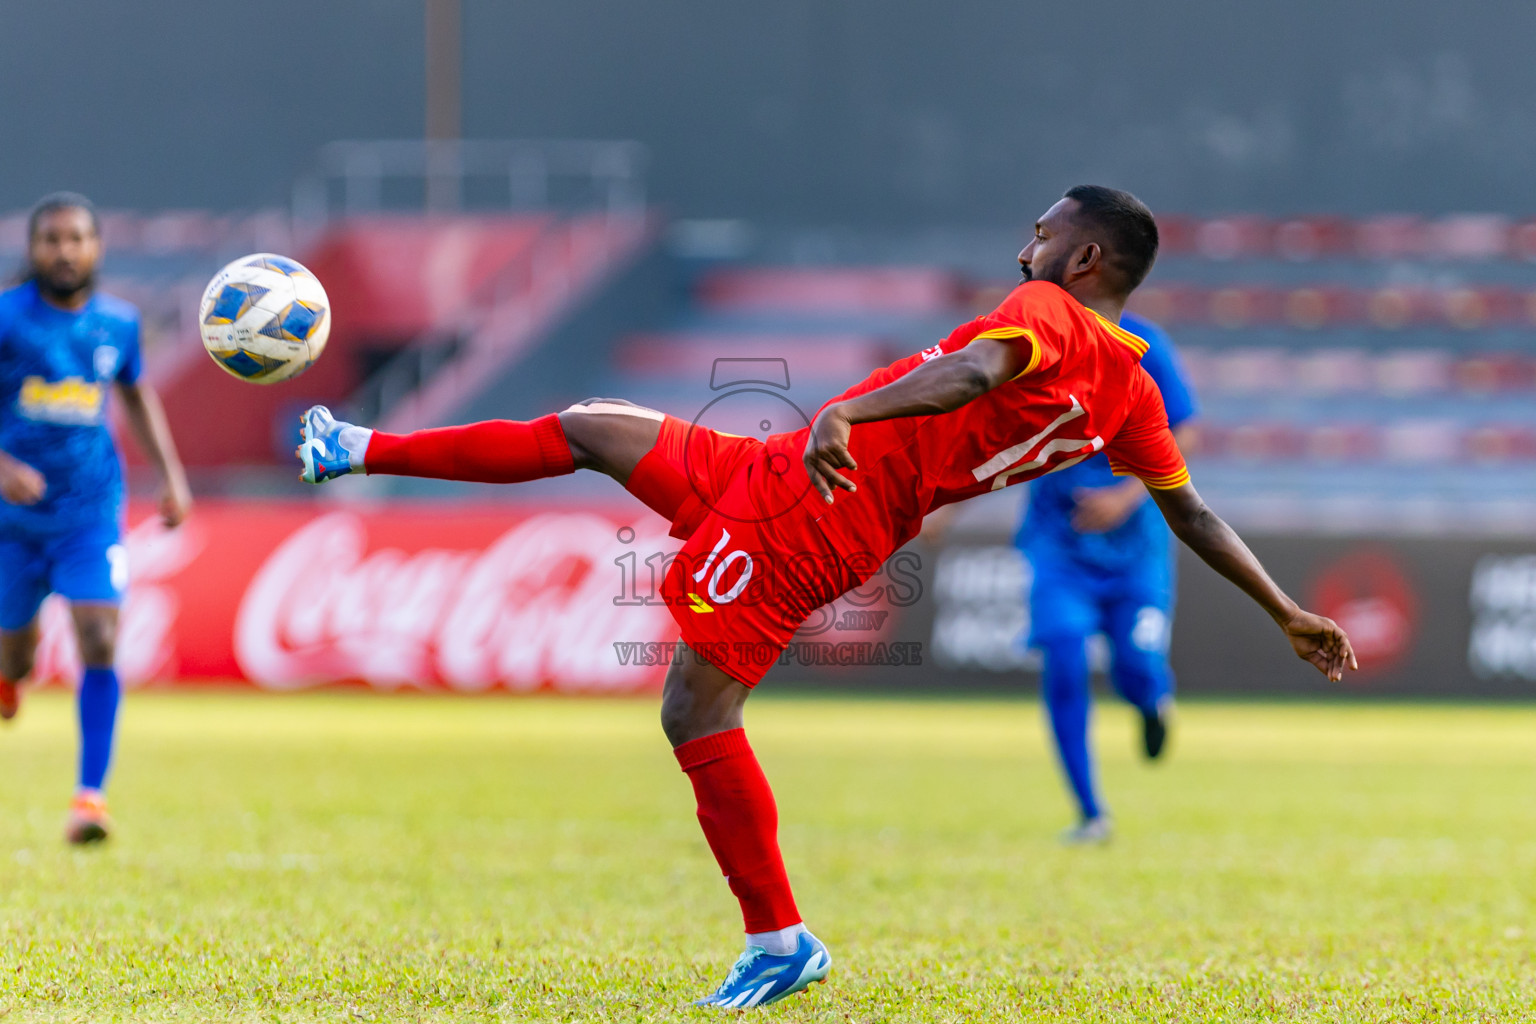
198, 253, 331, 384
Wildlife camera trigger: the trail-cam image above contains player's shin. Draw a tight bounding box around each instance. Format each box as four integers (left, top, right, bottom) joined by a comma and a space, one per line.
1041, 640, 1102, 823
674, 728, 804, 951
76, 665, 120, 793
362, 415, 575, 483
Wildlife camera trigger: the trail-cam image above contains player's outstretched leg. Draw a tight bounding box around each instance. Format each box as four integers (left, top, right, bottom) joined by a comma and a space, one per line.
662, 647, 831, 1008
67, 603, 120, 845
297, 400, 663, 487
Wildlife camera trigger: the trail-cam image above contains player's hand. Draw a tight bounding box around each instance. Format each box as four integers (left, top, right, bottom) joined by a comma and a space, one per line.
1071, 484, 1145, 533
1281, 609, 1358, 682
159, 475, 192, 528
804, 405, 858, 504
0, 457, 46, 506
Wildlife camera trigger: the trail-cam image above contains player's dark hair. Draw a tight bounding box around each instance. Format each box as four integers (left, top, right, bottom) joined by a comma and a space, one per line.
1062, 185, 1158, 293
17, 192, 100, 286
28, 191, 100, 241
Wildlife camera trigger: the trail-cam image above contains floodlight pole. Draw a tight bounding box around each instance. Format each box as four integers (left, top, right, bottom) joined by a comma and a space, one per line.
425, 0, 462, 211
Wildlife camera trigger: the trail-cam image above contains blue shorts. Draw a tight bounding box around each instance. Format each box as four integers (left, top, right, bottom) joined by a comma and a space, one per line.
0, 521, 126, 630
1026, 548, 1175, 666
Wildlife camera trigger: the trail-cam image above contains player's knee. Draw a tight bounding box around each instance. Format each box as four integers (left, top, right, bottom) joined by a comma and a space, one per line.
659, 701, 684, 746
1037, 635, 1085, 666
74, 618, 117, 667
659, 678, 695, 746
1037, 638, 1089, 696
0, 644, 35, 683
660, 656, 747, 747
559, 400, 636, 467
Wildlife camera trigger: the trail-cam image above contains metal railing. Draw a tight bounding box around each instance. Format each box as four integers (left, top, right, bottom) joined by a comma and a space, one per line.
291, 138, 648, 228
346, 210, 656, 432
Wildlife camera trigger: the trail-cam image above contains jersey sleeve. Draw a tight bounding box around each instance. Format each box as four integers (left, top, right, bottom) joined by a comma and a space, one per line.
961, 281, 1070, 379
1134, 321, 1198, 428
1103, 367, 1191, 489
116, 312, 143, 384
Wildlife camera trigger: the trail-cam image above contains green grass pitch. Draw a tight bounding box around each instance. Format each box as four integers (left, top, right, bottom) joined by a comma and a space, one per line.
0, 691, 1533, 1022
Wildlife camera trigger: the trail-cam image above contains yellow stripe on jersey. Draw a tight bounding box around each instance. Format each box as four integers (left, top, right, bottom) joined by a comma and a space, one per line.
968, 324, 1044, 379
1107, 459, 1191, 490
1012, 329, 1044, 377
969, 326, 1044, 381
1090, 309, 1150, 358
972, 325, 1030, 340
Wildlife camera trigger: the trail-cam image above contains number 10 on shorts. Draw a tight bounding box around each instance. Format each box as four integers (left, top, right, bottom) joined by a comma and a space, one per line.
692, 529, 755, 605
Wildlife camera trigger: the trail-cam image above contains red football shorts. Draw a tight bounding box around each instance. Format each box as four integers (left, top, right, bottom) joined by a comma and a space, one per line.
627, 416, 863, 687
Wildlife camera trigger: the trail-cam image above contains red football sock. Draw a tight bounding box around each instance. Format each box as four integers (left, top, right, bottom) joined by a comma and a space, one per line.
363, 415, 574, 482
674, 728, 802, 933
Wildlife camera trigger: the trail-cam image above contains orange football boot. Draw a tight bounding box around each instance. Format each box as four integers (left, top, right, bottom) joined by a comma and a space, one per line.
65, 790, 112, 845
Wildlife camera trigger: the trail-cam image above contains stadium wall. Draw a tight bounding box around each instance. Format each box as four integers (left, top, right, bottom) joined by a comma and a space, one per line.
29, 502, 1536, 700
3, 1, 1534, 220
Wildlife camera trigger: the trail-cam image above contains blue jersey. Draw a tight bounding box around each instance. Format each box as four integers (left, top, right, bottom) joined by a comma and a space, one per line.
1017, 312, 1196, 573
0, 281, 142, 534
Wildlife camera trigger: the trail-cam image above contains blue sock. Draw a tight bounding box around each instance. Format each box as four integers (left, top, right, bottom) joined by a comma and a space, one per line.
1041, 639, 1101, 822
77, 666, 121, 793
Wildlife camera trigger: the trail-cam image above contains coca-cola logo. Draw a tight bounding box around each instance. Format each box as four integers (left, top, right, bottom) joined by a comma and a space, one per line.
235, 511, 677, 691
1308, 548, 1419, 680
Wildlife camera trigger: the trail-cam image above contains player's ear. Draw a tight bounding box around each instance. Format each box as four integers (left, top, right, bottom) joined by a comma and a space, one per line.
1065, 242, 1100, 285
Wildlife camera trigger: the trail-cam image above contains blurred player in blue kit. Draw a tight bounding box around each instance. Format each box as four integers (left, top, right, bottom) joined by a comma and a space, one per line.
1017, 311, 1196, 843
0, 194, 190, 843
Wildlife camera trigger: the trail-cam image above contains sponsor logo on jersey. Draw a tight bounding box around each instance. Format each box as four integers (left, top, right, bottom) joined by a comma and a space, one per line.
17, 375, 106, 425
93, 345, 120, 380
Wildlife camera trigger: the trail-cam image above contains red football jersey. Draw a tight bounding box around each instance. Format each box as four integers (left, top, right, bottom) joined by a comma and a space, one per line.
759, 280, 1189, 561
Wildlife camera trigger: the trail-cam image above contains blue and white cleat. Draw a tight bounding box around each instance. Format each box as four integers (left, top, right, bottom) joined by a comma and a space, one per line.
297, 405, 371, 484
694, 932, 832, 1009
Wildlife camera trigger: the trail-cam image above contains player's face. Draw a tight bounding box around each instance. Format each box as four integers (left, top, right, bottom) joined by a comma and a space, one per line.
1017, 199, 1079, 287
29, 207, 101, 300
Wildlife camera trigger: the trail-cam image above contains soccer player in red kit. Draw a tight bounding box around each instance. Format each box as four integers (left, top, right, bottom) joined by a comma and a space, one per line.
297, 185, 1356, 1008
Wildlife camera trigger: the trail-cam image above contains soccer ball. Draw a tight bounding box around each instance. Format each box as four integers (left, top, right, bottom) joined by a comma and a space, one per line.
198, 253, 331, 384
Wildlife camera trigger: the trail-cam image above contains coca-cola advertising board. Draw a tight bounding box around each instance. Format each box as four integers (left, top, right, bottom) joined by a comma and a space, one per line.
34, 501, 680, 692
32, 501, 1536, 698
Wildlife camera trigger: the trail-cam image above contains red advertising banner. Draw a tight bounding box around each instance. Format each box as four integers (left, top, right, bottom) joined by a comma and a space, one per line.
30, 501, 1536, 698
34, 501, 679, 692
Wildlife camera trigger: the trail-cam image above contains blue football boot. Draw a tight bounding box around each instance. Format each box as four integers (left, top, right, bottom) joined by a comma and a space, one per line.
297, 405, 370, 484
694, 932, 831, 1009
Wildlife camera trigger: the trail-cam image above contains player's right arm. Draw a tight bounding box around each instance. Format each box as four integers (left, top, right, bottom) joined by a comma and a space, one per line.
803, 335, 1024, 501
0, 308, 42, 506
1147, 482, 1356, 681
0, 449, 45, 505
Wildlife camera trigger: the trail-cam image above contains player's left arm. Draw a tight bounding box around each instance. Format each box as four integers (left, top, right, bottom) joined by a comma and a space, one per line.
1148, 482, 1356, 681
1107, 374, 1353, 680
116, 380, 192, 528
803, 337, 1022, 502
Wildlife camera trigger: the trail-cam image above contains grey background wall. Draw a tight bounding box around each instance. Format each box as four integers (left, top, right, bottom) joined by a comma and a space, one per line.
4, 1, 1536, 222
